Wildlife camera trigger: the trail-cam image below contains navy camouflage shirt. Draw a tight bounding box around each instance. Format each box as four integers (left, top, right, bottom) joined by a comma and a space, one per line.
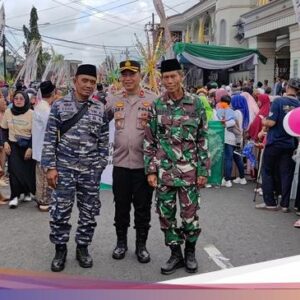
41, 92, 109, 171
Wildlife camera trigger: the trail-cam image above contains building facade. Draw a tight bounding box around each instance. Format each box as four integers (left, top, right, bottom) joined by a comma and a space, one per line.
167, 0, 299, 85
241, 0, 300, 83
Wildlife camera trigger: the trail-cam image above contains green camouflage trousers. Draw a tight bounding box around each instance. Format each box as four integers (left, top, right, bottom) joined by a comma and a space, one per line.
156, 185, 201, 246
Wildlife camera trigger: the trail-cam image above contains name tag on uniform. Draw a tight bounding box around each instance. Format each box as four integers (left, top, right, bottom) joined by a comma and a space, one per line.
59, 102, 77, 113
89, 106, 104, 123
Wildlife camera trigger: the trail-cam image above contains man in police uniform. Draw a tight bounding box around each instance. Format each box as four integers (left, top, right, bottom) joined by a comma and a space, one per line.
106, 60, 156, 263
41, 64, 109, 272
144, 59, 210, 275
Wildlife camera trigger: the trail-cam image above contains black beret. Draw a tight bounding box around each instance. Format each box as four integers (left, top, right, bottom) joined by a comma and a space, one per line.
160, 59, 182, 73
75, 64, 97, 78
120, 60, 141, 73
40, 81, 56, 97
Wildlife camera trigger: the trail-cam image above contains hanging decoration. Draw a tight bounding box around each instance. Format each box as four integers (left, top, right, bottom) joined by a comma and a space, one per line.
135, 29, 164, 95
173, 42, 267, 70
15, 40, 42, 87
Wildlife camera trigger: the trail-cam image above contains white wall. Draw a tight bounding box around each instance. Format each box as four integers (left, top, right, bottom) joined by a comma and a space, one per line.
248, 36, 276, 83
289, 25, 300, 78
215, 0, 253, 47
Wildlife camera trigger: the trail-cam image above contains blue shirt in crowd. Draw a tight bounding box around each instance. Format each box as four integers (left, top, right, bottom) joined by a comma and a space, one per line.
267, 96, 300, 149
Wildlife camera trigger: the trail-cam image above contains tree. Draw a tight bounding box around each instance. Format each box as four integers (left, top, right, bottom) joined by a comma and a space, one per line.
23, 6, 49, 79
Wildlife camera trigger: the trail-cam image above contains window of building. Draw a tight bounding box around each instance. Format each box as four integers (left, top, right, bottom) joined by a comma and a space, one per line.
219, 19, 226, 45
204, 15, 212, 44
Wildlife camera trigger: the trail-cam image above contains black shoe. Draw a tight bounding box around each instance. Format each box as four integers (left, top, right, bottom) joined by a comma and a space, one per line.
135, 243, 150, 263
184, 241, 198, 273
112, 240, 127, 260
51, 245, 67, 272
185, 250, 198, 273
161, 245, 184, 275
76, 246, 93, 268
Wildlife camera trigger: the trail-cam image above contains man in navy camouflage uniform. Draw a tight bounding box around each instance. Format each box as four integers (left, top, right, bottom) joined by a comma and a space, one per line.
41, 64, 109, 272
144, 59, 210, 275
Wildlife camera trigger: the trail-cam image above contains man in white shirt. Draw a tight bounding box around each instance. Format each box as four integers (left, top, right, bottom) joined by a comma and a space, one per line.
32, 81, 56, 211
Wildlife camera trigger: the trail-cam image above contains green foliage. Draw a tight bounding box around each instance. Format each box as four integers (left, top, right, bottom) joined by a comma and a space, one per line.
53, 54, 64, 63
42, 51, 52, 64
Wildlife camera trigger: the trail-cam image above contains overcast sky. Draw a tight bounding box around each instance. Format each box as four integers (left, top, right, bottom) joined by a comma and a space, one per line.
3, 0, 198, 65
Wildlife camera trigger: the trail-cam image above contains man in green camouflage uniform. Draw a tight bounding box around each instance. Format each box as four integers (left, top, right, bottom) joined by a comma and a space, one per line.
144, 59, 210, 275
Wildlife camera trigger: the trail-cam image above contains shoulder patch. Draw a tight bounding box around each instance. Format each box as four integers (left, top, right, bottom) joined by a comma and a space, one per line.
115, 101, 124, 108
142, 101, 151, 107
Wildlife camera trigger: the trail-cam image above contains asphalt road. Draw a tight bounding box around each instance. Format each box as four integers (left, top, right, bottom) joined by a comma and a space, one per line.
0, 182, 299, 283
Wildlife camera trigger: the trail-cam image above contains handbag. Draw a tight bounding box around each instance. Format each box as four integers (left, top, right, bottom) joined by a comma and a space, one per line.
11, 115, 32, 148
15, 135, 31, 148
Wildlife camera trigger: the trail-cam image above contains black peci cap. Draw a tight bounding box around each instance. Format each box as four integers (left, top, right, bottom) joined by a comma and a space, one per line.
160, 59, 182, 73
40, 80, 56, 97
75, 64, 97, 78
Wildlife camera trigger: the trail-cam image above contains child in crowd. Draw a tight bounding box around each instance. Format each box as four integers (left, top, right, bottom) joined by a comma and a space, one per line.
216, 95, 242, 150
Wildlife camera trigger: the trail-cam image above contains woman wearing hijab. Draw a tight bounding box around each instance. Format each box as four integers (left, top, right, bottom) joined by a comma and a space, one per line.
1, 91, 35, 208
229, 94, 250, 185
231, 94, 250, 131
241, 91, 259, 129
247, 94, 271, 142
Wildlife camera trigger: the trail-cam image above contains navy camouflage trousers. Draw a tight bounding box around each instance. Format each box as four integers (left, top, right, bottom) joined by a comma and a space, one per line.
49, 166, 102, 246
156, 185, 201, 246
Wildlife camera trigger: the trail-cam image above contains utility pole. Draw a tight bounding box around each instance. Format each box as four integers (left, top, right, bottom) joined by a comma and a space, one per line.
2, 34, 6, 81
124, 47, 130, 60
144, 13, 161, 52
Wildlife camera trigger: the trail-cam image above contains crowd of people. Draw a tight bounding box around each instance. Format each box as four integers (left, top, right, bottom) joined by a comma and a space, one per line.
0, 80, 64, 211
187, 76, 300, 228
0, 61, 299, 275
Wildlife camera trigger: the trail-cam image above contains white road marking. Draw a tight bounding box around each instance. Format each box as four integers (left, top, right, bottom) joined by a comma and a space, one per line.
203, 244, 234, 269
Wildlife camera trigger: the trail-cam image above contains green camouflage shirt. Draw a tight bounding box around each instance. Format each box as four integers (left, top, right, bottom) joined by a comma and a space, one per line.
144, 91, 210, 187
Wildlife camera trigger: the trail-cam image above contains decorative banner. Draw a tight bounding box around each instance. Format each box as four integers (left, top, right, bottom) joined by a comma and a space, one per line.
179, 52, 258, 70
292, 0, 300, 24
173, 42, 267, 70
42, 51, 67, 87
100, 120, 115, 190
207, 121, 224, 185
0, 4, 5, 43
15, 41, 41, 87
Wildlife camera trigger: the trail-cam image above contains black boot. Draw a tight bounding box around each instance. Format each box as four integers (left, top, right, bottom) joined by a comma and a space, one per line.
76, 245, 93, 268
161, 245, 184, 275
184, 241, 198, 273
135, 228, 150, 263
112, 228, 128, 260
51, 244, 67, 272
